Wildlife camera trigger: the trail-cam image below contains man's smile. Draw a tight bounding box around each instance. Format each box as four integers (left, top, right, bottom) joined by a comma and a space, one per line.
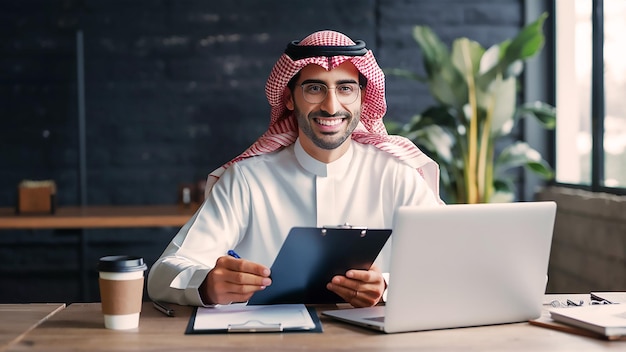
314, 117, 345, 126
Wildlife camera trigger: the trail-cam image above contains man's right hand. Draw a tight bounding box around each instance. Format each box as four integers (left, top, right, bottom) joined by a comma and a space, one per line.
199, 255, 272, 305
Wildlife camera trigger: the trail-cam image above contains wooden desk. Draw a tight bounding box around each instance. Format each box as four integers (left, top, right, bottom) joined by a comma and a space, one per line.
7, 296, 624, 352
0, 205, 197, 230
0, 303, 65, 351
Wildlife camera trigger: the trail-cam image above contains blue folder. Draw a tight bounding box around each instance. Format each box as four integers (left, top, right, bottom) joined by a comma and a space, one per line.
248, 226, 392, 305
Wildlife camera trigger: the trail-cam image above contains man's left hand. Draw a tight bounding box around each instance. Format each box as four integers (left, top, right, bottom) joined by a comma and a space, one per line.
326, 265, 386, 307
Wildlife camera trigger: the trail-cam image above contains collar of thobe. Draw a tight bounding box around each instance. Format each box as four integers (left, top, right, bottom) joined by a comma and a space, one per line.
294, 138, 353, 177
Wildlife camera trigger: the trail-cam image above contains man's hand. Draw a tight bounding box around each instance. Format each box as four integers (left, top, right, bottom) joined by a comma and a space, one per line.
199, 256, 271, 305
326, 265, 386, 307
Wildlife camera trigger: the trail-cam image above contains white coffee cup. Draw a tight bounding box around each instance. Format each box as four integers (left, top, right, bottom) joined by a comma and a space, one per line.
98, 255, 147, 330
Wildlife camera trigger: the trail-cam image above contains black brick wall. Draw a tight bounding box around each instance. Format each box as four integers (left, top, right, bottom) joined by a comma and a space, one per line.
0, 0, 524, 303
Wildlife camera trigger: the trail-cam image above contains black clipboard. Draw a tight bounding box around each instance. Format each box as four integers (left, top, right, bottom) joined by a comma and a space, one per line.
248, 226, 392, 305
185, 305, 323, 334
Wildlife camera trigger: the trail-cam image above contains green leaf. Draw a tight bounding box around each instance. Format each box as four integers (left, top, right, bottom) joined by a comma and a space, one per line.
488, 76, 517, 136
450, 39, 484, 115
412, 26, 450, 76
515, 101, 556, 129
413, 26, 468, 111
496, 142, 539, 168
383, 68, 427, 83
501, 13, 548, 73
505, 60, 524, 78
420, 125, 455, 163
495, 141, 554, 179
525, 160, 554, 179
494, 179, 515, 193
479, 44, 501, 75
429, 70, 467, 109
451, 38, 484, 78
419, 106, 458, 129
478, 13, 548, 84
503, 13, 548, 64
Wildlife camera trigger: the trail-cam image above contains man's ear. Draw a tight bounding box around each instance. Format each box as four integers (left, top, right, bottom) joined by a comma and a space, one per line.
285, 89, 295, 111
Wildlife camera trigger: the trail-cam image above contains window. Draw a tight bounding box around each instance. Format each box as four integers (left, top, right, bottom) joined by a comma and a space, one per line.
554, 0, 626, 194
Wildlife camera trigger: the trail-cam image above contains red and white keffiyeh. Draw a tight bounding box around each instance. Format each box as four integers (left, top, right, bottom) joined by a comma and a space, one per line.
205, 30, 442, 202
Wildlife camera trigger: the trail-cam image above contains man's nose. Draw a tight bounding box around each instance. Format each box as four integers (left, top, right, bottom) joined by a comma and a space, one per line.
319, 89, 342, 115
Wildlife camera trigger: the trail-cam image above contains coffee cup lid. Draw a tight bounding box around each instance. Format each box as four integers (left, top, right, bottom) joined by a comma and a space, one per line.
98, 255, 147, 272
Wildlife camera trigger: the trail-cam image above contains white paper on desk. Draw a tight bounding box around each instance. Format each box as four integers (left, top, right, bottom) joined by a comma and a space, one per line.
194, 304, 316, 330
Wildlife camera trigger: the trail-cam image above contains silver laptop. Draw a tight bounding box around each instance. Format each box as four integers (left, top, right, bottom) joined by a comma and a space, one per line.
322, 201, 556, 333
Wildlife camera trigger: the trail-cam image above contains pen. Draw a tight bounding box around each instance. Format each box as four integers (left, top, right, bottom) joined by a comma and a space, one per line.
152, 301, 175, 317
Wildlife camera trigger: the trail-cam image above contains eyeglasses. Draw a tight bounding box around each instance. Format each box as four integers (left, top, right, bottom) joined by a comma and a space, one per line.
547, 298, 614, 308
300, 82, 362, 105
548, 299, 585, 308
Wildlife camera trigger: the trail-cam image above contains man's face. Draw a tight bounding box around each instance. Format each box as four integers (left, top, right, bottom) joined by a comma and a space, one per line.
286, 61, 363, 152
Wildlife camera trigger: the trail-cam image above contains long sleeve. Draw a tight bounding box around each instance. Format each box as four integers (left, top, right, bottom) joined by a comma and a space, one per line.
145, 222, 214, 306
147, 164, 251, 306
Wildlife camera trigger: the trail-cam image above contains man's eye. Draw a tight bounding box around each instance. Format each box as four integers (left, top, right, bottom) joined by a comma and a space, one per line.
337, 85, 355, 94
305, 84, 325, 94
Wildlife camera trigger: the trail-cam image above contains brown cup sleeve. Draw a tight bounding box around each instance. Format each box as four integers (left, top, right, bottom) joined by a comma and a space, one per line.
99, 277, 144, 315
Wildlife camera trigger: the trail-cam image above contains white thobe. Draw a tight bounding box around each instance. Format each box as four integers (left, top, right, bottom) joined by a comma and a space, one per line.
147, 139, 440, 306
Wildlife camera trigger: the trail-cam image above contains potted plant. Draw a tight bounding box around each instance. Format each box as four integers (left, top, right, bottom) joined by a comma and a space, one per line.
386, 13, 556, 204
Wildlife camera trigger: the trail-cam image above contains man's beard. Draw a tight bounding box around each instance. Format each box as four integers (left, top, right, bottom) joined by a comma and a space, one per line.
295, 106, 361, 150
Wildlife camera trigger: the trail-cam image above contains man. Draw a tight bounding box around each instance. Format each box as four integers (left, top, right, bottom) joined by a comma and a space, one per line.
147, 30, 442, 308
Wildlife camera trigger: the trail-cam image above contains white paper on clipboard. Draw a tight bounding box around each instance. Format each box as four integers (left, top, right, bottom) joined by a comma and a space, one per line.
193, 304, 316, 332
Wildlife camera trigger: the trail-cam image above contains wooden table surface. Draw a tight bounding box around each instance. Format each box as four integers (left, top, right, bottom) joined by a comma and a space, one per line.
0, 205, 198, 229
0, 303, 66, 351
6, 295, 625, 352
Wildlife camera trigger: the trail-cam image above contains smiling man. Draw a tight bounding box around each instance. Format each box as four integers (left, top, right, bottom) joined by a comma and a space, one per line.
147, 30, 443, 308
289, 61, 363, 161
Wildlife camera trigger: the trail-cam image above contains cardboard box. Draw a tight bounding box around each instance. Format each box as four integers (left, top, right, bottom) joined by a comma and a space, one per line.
17, 180, 57, 214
